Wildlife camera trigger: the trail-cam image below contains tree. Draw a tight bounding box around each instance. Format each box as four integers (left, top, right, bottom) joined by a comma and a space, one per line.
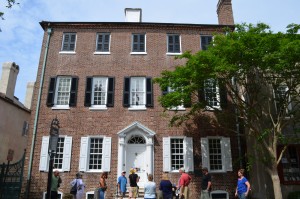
1, 0, 19, 20
155, 23, 300, 199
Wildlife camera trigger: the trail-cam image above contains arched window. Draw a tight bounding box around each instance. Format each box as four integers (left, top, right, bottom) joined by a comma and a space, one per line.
128, 135, 146, 144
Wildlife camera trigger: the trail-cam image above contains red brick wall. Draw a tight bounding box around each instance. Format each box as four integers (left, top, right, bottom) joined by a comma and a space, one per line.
21, 23, 241, 199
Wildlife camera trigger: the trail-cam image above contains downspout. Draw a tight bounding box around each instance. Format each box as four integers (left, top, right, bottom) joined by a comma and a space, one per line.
26, 26, 52, 199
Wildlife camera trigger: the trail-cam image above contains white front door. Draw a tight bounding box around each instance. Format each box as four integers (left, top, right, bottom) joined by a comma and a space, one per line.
126, 144, 147, 187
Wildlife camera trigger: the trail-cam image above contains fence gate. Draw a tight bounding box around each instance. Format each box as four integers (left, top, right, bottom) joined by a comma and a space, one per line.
0, 151, 26, 199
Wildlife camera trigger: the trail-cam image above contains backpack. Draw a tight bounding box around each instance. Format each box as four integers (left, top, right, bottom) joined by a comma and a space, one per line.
70, 180, 77, 195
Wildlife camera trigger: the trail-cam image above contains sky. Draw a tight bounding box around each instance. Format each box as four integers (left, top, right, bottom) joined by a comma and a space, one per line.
0, 0, 299, 103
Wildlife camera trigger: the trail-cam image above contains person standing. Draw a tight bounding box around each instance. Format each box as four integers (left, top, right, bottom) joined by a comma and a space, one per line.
159, 173, 173, 199
118, 171, 127, 199
200, 167, 211, 199
71, 172, 85, 199
178, 168, 191, 199
144, 174, 156, 199
50, 170, 61, 199
235, 169, 251, 199
129, 168, 139, 199
99, 172, 108, 199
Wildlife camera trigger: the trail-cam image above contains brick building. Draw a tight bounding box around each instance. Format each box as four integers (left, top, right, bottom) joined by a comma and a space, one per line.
22, 0, 243, 198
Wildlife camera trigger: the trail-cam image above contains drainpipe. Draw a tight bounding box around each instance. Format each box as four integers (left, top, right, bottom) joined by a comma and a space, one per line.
232, 77, 243, 168
26, 26, 52, 199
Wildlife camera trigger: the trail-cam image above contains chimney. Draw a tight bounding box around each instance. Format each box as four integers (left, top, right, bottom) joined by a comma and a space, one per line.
0, 62, 19, 100
24, 82, 35, 109
217, 0, 234, 25
125, 8, 142, 22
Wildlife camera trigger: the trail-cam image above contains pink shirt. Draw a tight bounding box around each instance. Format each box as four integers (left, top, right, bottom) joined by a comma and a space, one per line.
179, 173, 191, 187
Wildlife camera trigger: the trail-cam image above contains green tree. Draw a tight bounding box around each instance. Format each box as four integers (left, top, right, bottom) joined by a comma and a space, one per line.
155, 23, 300, 199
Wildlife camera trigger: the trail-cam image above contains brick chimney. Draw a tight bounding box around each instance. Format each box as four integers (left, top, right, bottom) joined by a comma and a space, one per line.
24, 82, 35, 109
125, 8, 142, 22
217, 0, 234, 25
0, 62, 19, 100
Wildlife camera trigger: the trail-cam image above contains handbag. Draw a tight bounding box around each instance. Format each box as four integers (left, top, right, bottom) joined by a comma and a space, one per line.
70, 180, 77, 195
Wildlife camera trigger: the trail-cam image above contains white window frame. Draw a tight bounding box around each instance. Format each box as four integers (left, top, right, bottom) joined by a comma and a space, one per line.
79, 136, 111, 172
39, 136, 72, 172
166, 34, 182, 55
53, 76, 72, 109
131, 33, 147, 54
201, 137, 232, 173
129, 77, 147, 110
94, 33, 111, 55
167, 87, 186, 111
163, 137, 194, 172
43, 191, 63, 199
204, 78, 221, 110
274, 85, 292, 116
60, 33, 77, 54
86, 191, 94, 199
90, 77, 108, 110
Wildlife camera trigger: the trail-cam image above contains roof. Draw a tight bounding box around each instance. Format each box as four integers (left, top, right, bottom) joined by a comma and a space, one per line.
0, 92, 31, 113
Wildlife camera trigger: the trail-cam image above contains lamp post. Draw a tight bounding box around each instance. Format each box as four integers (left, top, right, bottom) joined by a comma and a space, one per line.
46, 117, 60, 199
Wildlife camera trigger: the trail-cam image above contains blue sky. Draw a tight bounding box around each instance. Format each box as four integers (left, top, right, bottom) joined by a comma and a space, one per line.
0, 0, 299, 103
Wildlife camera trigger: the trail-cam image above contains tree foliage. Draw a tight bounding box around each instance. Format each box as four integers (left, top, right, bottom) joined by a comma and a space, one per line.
155, 23, 300, 199
1, 0, 19, 20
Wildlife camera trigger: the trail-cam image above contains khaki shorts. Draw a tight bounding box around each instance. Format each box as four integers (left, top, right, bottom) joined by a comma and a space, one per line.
129, 187, 138, 198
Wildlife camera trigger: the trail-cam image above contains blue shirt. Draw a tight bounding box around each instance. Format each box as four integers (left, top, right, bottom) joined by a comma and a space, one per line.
159, 180, 173, 197
237, 177, 248, 194
118, 176, 127, 193
144, 181, 156, 198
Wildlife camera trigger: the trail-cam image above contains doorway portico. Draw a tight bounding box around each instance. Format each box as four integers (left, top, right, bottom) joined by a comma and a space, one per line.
117, 122, 155, 187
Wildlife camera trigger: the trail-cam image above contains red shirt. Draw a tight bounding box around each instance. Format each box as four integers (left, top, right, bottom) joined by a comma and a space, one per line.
179, 173, 191, 187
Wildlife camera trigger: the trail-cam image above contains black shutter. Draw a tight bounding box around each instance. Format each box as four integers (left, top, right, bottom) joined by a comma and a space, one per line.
69, 77, 78, 107
84, 77, 92, 107
46, 77, 56, 107
219, 79, 228, 109
146, 77, 153, 107
123, 77, 130, 107
107, 77, 115, 107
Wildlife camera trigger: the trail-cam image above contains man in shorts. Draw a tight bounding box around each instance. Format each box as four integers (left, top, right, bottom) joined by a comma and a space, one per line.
129, 168, 139, 199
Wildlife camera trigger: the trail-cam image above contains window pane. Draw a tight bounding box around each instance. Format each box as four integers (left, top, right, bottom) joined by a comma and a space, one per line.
171, 138, 184, 170
209, 138, 223, 171
56, 77, 71, 105
168, 35, 180, 53
53, 137, 65, 169
204, 79, 220, 108
130, 77, 145, 106
92, 77, 107, 105
89, 138, 103, 170
96, 33, 110, 52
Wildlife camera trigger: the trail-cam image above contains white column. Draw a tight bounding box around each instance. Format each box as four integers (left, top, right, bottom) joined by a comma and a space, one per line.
146, 137, 154, 175
117, 137, 125, 177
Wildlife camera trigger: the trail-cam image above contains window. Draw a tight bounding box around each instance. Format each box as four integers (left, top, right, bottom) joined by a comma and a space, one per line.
39, 136, 72, 172
201, 35, 213, 50
46, 76, 78, 108
123, 77, 153, 109
162, 87, 188, 110
274, 85, 292, 116
86, 191, 94, 199
201, 137, 232, 173
211, 190, 229, 199
61, 33, 76, 51
84, 77, 115, 109
132, 34, 146, 53
278, 145, 300, 184
167, 34, 181, 54
163, 137, 194, 172
43, 191, 62, 199
79, 137, 111, 172
204, 79, 220, 109
96, 33, 110, 52
22, 121, 29, 136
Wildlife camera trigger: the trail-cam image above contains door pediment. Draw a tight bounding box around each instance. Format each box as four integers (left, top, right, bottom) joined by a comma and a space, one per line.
117, 121, 156, 138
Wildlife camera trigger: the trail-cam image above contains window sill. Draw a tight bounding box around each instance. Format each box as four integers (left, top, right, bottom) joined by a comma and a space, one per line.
130, 52, 147, 55
59, 51, 76, 55
89, 107, 108, 111
205, 106, 221, 111
128, 106, 147, 111
94, 52, 111, 55
52, 106, 70, 110
168, 107, 186, 111
166, 52, 182, 56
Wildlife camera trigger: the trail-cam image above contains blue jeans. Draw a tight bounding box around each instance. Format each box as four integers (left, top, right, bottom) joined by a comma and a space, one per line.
99, 189, 105, 199
238, 193, 247, 199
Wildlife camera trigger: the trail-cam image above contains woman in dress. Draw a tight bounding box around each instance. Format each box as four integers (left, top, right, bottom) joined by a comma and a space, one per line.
235, 169, 251, 199
98, 172, 108, 199
159, 173, 173, 199
71, 172, 85, 199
